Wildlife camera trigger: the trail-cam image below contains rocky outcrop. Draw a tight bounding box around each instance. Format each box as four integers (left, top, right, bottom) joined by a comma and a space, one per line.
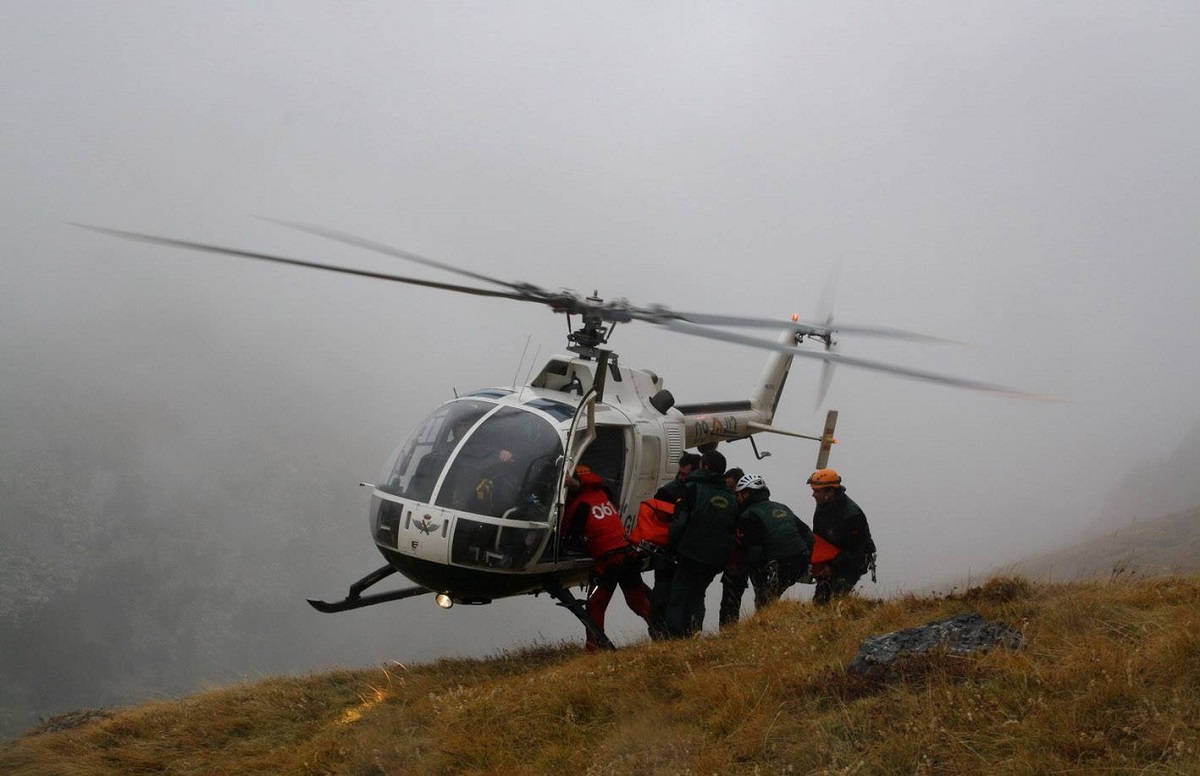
848, 612, 1024, 677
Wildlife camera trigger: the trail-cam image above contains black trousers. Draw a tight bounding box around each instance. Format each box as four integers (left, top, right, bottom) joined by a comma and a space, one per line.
665, 556, 722, 638
647, 553, 676, 640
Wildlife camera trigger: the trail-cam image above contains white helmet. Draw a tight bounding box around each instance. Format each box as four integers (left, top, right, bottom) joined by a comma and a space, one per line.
736, 473, 767, 492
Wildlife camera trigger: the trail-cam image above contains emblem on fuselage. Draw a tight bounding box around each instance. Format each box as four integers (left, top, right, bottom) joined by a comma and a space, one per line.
414, 513, 442, 535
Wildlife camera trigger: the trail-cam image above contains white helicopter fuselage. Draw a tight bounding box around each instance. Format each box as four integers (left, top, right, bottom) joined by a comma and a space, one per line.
366, 338, 803, 603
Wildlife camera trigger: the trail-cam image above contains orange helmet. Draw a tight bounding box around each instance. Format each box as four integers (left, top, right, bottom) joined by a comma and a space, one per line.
573, 464, 603, 487
807, 468, 842, 490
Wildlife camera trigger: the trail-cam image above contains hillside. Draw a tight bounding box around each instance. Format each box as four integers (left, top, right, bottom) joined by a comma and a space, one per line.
3, 576, 1198, 775
1007, 505, 1200, 582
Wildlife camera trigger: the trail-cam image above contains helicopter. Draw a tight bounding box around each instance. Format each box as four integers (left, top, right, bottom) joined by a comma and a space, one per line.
78, 220, 1034, 649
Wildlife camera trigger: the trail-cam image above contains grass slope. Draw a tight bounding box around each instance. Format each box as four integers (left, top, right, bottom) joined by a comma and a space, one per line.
3, 576, 1199, 775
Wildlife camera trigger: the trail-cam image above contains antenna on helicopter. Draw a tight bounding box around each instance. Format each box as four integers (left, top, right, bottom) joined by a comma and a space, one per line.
512, 335, 533, 390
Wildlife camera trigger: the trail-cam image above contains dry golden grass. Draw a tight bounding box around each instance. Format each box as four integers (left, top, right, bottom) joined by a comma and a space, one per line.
3, 575, 1199, 775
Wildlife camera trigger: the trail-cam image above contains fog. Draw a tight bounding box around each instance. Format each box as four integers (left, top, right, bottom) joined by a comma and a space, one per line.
3, 2, 1199, 734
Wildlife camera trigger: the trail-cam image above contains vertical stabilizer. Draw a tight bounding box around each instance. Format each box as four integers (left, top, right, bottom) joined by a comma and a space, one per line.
815, 409, 838, 469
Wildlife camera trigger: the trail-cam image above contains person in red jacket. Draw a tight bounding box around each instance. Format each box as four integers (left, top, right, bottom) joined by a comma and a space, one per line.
564, 465, 652, 651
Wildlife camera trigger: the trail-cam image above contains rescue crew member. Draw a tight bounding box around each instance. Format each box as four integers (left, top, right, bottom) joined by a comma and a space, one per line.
564, 466, 652, 651
718, 466, 747, 630
647, 452, 700, 640
808, 468, 876, 605
654, 452, 700, 502
734, 473, 814, 612
664, 450, 738, 638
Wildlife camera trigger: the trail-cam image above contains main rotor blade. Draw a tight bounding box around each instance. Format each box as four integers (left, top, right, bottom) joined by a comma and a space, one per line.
71, 224, 533, 303
644, 309, 954, 343
661, 319, 1051, 399
247, 222, 950, 342
259, 217, 543, 296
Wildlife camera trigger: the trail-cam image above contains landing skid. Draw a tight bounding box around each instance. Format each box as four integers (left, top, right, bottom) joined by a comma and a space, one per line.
309, 565, 616, 650
307, 564, 431, 613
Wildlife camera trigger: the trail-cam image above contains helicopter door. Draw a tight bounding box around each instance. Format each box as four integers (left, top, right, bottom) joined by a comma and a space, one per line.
577, 427, 627, 502
538, 389, 596, 562
631, 434, 661, 526
566, 390, 597, 470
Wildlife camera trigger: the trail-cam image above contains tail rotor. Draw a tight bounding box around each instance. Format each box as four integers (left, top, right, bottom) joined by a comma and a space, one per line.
814, 264, 840, 409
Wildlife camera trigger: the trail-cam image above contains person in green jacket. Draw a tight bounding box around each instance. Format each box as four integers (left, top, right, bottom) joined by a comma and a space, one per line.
718, 467, 747, 630
664, 450, 738, 638
734, 473, 815, 612
654, 452, 700, 503
646, 452, 701, 640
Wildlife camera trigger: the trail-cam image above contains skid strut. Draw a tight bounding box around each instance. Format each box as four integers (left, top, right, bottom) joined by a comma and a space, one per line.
546, 582, 615, 651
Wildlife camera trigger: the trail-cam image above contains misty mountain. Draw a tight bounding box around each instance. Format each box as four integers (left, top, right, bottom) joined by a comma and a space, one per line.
1090, 419, 1200, 535
0, 350, 363, 737
988, 420, 1200, 582
1006, 504, 1200, 583
0, 274, 409, 735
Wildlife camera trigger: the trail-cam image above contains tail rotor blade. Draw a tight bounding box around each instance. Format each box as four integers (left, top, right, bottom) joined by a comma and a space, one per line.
816, 359, 836, 409
815, 263, 839, 407
815, 262, 840, 329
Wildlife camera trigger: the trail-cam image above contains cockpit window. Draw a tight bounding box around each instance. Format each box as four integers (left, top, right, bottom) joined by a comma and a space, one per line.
467, 389, 513, 399
378, 400, 492, 502
434, 406, 563, 521
523, 397, 576, 422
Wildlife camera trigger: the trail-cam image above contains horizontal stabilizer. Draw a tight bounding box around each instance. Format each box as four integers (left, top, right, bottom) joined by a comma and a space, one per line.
745, 420, 824, 442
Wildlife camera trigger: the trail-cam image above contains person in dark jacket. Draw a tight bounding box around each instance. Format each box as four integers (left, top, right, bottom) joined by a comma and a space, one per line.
647, 452, 700, 640
564, 465, 651, 651
653, 452, 700, 502
664, 450, 738, 637
808, 468, 875, 604
718, 466, 747, 629
734, 474, 814, 612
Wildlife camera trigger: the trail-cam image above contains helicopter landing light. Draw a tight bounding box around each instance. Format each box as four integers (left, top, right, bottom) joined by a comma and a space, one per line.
435, 593, 454, 609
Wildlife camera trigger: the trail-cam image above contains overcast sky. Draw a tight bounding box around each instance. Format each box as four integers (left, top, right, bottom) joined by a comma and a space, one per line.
4, 2, 1200, 682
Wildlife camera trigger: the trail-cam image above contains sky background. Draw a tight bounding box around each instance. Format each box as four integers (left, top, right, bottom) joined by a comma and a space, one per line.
3, 1, 1199, 725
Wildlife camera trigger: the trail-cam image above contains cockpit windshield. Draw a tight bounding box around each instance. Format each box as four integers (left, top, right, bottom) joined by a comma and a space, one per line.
378, 400, 492, 504
435, 406, 562, 521
378, 401, 564, 523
